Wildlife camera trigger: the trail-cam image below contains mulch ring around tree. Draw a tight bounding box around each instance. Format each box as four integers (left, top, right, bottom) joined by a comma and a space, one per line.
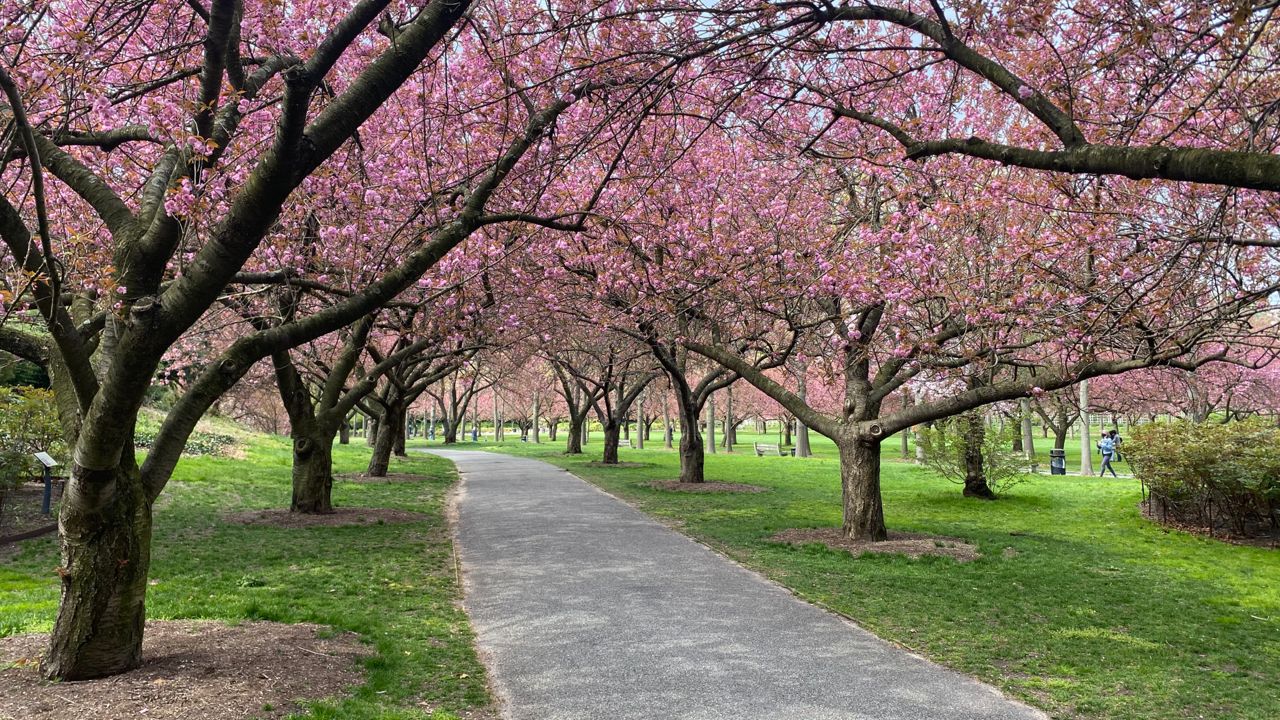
0, 482, 62, 547
0, 620, 371, 720
771, 528, 981, 562
223, 507, 428, 529
336, 472, 424, 484
586, 461, 651, 469
649, 480, 768, 494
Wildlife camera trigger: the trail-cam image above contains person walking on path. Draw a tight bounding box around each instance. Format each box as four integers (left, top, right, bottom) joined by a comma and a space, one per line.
1098, 432, 1119, 477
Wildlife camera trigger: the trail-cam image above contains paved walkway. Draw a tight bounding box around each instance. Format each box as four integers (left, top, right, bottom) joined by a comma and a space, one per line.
430, 450, 1046, 720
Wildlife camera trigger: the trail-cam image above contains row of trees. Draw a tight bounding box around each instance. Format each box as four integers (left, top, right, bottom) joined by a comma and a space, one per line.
1, 0, 1277, 683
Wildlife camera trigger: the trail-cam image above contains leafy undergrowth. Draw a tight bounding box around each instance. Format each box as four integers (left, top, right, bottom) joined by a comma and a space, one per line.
467, 438, 1279, 720
1, 435, 493, 720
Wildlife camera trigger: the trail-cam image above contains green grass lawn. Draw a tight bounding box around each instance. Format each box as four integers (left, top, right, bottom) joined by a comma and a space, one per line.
1, 436, 493, 720
438, 434, 1280, 720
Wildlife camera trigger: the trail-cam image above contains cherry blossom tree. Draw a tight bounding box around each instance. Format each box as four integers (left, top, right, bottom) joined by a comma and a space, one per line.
0, 0, 693, 679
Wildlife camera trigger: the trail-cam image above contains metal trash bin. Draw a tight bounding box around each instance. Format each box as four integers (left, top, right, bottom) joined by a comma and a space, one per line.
1049, 448, 1067, 475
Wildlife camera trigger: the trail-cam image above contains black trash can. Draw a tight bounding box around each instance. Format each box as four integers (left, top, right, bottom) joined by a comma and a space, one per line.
1049, 448, 1067, 475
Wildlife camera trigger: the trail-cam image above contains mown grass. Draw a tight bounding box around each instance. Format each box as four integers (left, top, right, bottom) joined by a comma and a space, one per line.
0, 436, 492, 720
454, 434, 1280, 720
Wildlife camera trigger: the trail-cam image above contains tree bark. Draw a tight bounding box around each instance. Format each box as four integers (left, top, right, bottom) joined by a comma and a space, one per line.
532, 397, 540, 443
1020, 398, 1035, 461
566, 412, 584, 454
723, 388, 734, 452
706, 393, 716, 455
393, 406, 407, 457
367, 402, 402, 476
43, 464, 151, 680
601, 420, 621, 464
635, 397, 644, 449
837, 437, 887, 541
795, 366, 810, 457
677, 398, 704, 483
292, 429, 335, 513
663, 404, 673, 449
962, 412, 996, 499
338, 420, 350, 445
1079, 380, 1093, 476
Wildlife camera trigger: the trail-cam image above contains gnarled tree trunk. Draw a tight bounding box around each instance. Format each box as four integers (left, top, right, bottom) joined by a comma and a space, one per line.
677, 398, 704, 483
837, 437, 887, 541
292, 429, 336, 513
43, 462, 151, 680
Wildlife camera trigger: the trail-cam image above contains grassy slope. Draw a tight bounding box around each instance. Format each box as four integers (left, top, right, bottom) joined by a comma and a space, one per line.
450, 433, 1279, 720
0, 436, 493, 720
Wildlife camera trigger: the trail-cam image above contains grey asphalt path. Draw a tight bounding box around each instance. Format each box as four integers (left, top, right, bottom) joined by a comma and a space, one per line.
429, 449, 1047, 720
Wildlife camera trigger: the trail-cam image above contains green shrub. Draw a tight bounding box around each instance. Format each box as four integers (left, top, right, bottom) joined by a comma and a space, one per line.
1128, 418, 1280, 536
132, 428, 234, 456
918, 411, 1031, 496
0, 387, 65, 491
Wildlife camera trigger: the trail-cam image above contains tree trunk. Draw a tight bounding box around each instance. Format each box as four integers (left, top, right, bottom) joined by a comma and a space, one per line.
663, 404, 673, 449
723, 389, 734, 452
566, 413, 584, 454
367, 409, 399, 476
602, 421, 621, 464
962, 412, 996, 499
837, 438, 887, 541
532, 397, 540, 443
442, 417, 458, 444
1020, 398, 1035, 461
635, 398, 645, 450
43, 464, 152, 680
677, 400, 705, 483
706, 393, 716, 455
393, 407, 407, 457
1053, 425, 1068, 450
292, 429, 335, 513
339, 420, 350, 445
365, 417, 377, 447
1079, 380, 1093, 476
784, 419, 793, 447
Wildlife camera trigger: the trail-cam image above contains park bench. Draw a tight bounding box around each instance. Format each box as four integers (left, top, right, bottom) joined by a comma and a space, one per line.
754, 442, 793, 457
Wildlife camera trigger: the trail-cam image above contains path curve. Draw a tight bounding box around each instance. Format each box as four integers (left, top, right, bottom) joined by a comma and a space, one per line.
431, 449, 1047, 720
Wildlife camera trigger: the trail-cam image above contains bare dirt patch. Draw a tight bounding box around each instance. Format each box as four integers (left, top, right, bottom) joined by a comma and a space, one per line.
0, 620, 370, 720
586, 461, 650, 469
224, 507, 428, 528
336, 472, 423, 484
771, 528, 980, 562
649, 480, 767, 494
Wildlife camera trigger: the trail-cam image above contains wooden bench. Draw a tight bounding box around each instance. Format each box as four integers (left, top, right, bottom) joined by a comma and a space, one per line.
754, 442, 792, 457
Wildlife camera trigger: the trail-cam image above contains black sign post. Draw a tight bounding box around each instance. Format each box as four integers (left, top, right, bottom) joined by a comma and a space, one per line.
34, 452, 59, 515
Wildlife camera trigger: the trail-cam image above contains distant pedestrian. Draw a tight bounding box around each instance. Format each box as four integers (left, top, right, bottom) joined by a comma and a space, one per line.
1098, 433, 1118, 477
1111, 430, 1123, 462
